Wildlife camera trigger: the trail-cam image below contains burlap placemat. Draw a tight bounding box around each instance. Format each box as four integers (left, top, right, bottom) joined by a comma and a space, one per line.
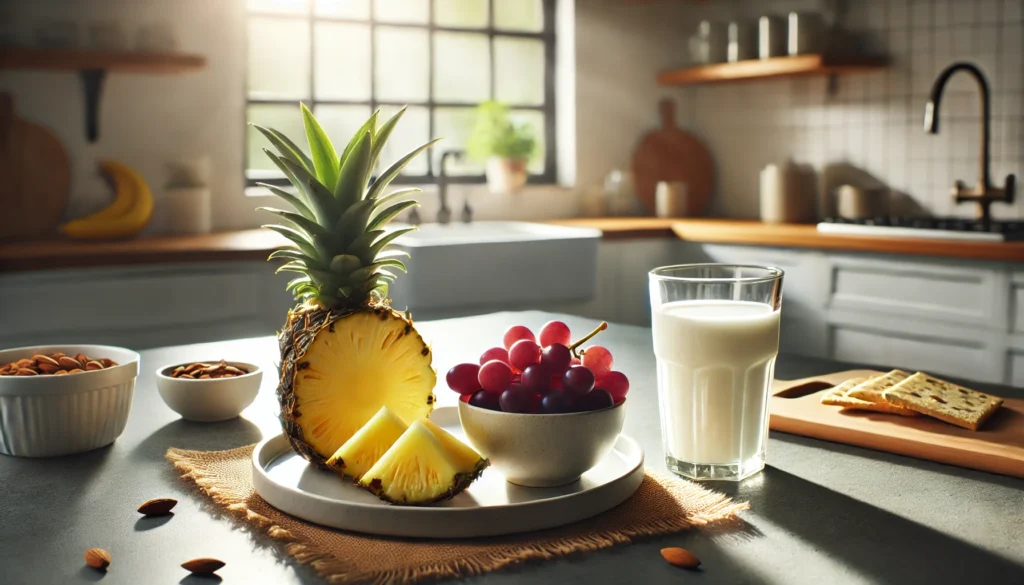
167, 445, 747, 584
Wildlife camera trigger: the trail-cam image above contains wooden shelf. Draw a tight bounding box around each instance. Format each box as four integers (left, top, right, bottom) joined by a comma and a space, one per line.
658, 54, 887, 86
0, 46, 206, 73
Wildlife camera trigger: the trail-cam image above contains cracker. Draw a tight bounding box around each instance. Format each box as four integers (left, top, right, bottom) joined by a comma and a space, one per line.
847, 370, 911, 402
819, 378, 867, 405
820, 377, 919, 416
883, 372, 1003, 431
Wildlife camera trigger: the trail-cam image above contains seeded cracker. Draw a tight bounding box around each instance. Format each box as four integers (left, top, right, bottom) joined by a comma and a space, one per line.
847, 370, 911, 402
883, 372, 1003, 431
821, 377, 920, 417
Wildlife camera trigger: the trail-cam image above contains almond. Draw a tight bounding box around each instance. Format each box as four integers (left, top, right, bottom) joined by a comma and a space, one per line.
68, 368, 85, 374
15, 358, 34, 368
84, 547, 111, 570
85, 361, 104, 371
58, 356, 82, 369
100, 358, 116, 368
183, 363, 205, 374
53, 370, 69, 376
180, 373, 196, 379
224, 366, 245, 376
138, 497, 178, 516
51, 352, 66, 359
74, 353, 89, 365
199, 374, 211, 379
661, 547, 700, 569
33, 354, 60, 367
15, 368, 37, 376
181, 558, 225, 574
37, 363, 62, 374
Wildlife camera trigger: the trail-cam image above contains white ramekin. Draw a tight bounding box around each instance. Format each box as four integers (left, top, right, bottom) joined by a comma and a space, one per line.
156, 361, 262, 422
0, 344, 140, 457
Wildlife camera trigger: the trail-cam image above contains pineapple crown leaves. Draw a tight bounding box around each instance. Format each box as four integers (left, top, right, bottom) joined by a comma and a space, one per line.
253, 104, 440, 308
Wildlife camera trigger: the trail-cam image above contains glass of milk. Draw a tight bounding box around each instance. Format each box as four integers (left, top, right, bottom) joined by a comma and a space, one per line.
649, 264, 783, 481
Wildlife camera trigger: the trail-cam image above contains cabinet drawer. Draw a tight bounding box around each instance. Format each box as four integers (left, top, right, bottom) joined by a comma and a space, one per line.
831, 325, 993, 383
828, 256, 999, 327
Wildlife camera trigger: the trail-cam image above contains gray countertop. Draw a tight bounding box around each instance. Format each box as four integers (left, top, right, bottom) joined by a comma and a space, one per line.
2, 311, 1022, 585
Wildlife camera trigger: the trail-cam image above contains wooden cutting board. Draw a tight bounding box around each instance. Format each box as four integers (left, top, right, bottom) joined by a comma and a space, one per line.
0, 93, 70, 241
631, 99, 713, 216
770, 370, 1024, 479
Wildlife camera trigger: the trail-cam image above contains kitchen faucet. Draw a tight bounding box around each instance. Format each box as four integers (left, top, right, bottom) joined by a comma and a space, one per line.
924, 62, 1015, 222
437, 149, 466, 224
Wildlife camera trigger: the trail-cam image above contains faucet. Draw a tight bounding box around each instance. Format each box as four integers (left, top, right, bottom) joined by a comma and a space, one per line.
924, 62, 1015, 223
437, 150, 464, 224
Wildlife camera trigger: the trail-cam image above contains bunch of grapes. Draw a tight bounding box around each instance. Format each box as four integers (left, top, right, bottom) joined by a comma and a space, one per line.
446, 320, 630, 414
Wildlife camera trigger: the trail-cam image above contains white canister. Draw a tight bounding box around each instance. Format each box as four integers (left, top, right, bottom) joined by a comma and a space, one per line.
655, 181, 688, 218
164, 187, 212, 234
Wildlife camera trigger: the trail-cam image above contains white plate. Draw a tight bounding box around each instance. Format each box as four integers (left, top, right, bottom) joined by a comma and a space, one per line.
251, 407, 645, 538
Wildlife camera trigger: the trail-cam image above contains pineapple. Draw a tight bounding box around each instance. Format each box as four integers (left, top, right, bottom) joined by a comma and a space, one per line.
326, 406, 408, 480
420, 418, 488, 477
359, 420, 487, 505
256, 104, 440, 467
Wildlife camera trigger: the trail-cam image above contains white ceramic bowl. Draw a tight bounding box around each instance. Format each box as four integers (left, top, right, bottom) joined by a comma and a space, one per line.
156, 361, 262, 422
0, 344, 140, 458
458, 400, 626, 487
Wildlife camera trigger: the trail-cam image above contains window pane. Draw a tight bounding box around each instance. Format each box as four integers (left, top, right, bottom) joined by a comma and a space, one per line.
375, 26, 429, 102
494, 0, 543, 32
377, 105, 430, 175
315, 0, 369, 18
433, 107, 485, 175
314, 22, 371, 100
373, 0, 428, 23
494, 37, 545, 105
313, 104, 374, 163
248, 0, 309, 15
248, 17, 311, 100
247, 104, 307, 174
434, 0, 488, 28
511, 109, 545, 174
433, 32, 489, 103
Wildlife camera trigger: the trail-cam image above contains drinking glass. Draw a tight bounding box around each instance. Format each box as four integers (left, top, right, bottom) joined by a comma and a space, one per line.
649, 264, 783, 481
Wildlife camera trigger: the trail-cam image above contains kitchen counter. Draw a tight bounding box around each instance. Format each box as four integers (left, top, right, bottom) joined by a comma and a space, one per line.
3, 219, 1022, 272
2, 311, 1022, 585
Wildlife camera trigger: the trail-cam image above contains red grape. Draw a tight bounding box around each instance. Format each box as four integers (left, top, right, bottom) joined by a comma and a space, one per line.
600, 371, 629, 404
520, 363, 552, 393
528, 392, 543, 413
581, 346, 613, 378
499, 384, 533, 413
446, 363, 481, 395
571, 357, 581, 366
502, 325, 535, 350
460, 393, 471, 403
539, 320, 571, 347
479, 346, 509, 365
478, 360, 512, 393
576, 388, 614, 411
540, 343, 571, 373
540, 392, 573, 414
562, 365, 596, 397
469, 389, 500, 410
509, 339, 542, 371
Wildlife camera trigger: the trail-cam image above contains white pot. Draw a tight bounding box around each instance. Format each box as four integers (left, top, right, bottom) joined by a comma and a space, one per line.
485, 157, 528, 195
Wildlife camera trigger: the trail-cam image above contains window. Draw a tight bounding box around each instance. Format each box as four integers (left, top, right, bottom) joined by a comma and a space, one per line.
245, 0, 556, 187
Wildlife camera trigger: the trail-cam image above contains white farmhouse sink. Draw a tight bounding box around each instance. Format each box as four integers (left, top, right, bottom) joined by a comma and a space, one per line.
388, 221, 601, 315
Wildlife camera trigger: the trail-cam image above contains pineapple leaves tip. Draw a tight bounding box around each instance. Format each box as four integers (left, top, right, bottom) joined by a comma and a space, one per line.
301, 103, 340, 190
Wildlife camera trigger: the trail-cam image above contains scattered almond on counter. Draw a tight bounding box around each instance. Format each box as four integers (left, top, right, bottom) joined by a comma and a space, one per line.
84, 548, 111, 571
0, 353, 118, 377
137, 497, 178, 516
169, 360, 248, 379
181, 558, 226, 575
661, 547, 701, 569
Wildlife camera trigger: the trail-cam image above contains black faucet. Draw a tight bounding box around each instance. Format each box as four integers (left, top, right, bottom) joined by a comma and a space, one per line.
924, 62, 1015, 222
437, 150, 464, 225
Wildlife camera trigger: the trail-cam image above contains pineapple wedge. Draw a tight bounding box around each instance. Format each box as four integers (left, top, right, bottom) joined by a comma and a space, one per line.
326, 406, 408, 480
421, 418, 489, 477
359, 420, 487, 505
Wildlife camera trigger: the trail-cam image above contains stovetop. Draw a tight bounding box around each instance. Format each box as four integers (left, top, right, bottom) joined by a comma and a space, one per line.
817, 217, 1024, 242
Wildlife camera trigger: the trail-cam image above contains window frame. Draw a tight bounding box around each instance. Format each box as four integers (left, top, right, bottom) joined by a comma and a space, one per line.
244, 0, 557, 187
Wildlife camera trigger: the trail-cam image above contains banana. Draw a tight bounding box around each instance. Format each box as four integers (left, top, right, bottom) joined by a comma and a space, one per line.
60, 161, 154, 240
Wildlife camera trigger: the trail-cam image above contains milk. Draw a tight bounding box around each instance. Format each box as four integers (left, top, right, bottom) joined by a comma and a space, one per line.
652, 300, 780, 466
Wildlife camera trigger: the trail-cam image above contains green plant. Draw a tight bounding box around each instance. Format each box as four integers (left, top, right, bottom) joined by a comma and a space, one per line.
466, 101, 536, 161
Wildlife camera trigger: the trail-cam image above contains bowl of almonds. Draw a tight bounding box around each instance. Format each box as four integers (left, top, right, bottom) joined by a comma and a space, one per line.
0, 344, 140, 457
156, 360, 262, 422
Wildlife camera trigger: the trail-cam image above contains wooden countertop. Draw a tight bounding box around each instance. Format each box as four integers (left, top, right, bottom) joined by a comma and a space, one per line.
2, 219, 1022, 273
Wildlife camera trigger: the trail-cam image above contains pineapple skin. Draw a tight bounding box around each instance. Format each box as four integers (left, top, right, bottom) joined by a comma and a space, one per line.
277, 302, 436, 469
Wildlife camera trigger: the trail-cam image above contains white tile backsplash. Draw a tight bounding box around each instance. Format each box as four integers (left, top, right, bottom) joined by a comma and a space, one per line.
679, 0, 1023, 219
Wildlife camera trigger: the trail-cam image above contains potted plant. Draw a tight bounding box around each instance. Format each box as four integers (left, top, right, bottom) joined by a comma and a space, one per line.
467, 101, 537, 195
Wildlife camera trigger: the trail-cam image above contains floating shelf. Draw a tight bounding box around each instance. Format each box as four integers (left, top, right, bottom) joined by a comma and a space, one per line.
0, 47, 206, 142
658, 54, 887, 86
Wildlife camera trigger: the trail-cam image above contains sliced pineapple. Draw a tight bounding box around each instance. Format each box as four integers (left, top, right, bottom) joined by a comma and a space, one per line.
326, 406, 408, 480
359, 420, 483, 505
420, 418, 488, 477
285, 309, 435, 464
